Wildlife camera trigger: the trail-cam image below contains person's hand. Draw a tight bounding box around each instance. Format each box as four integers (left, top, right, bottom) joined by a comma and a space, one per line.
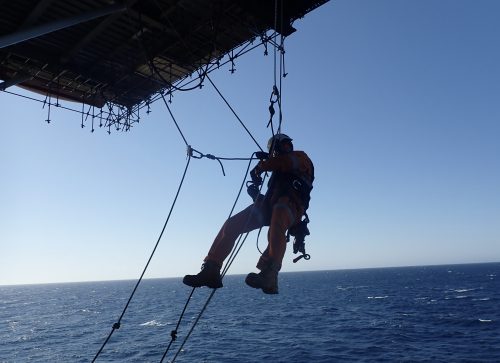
247, 182, 260, 201
250, 166, 262, 185
255, 151, 269, 160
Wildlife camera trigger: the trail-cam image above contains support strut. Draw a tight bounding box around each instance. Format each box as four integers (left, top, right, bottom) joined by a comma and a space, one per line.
0, 3, 127, 50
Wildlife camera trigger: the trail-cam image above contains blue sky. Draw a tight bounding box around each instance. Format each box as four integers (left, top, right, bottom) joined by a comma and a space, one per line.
1, 0, 499, 285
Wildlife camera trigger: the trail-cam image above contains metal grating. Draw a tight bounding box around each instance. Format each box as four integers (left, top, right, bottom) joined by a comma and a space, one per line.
0, 0, 329, 129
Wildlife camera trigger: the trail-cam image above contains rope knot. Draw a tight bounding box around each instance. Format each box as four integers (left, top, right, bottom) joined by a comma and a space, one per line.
170, 329, 177, 341
186, 145, 193, 158
112, 322, 121, 330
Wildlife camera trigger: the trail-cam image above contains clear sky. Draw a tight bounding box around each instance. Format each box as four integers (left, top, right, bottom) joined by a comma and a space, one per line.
1, 0, 499, 286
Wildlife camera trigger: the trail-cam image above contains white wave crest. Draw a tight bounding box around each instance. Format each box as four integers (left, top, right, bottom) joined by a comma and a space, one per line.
140, 320, 166, 327
454, 288, 474, 293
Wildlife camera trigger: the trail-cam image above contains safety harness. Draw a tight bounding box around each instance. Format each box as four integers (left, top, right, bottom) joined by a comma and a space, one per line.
247, 150, 314, 263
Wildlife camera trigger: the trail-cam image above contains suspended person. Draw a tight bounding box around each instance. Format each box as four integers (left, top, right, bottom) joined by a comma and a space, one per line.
183, 134, 314, 294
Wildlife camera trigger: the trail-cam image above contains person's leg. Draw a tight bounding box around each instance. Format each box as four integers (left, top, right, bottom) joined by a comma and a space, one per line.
183, 204, 266, 288
267, 201, 296, 266
246, 197, 300, 294
205, 204, 266, 265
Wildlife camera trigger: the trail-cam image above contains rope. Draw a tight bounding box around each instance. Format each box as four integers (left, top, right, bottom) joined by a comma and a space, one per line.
160, 94, 189, 147
156, 153, 251, 360
1, 29, 282, 135
167, 234, 253, 363
150, 58, 210, 93
1, 89, 104, 119
94, 6, 290, 360
90, 62, 263, 359
91, 153, 192, 362
206, 74, 263, 152
162, 155, 268, 363
270, 0, 286, 135
6, 4, 294, 362
158, 4, 289, 360
169, 233, 255, 363
189, 147, 254, 176
219, 157, 263, 277
92, 85, 201, 361
273, 0, 279, 88
169, 288, 217, 363
159, 287, 195, 362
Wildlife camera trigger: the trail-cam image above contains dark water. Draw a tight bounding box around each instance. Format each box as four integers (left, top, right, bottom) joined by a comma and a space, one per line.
1, 263, 499, 362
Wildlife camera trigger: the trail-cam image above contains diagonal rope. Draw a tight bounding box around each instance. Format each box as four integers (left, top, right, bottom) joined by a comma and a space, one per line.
206, 74, 263, 152
163, 6, 289, 359
169, 288, 217, 363
92, 81, 200, 362
160, 94, 189, 147
158, 286, 196, 362
158, 153, 255, 361
158, 5, 288, 360
91, 153, 192, 362
95, 8, 287, 360
164, 155, 269, 363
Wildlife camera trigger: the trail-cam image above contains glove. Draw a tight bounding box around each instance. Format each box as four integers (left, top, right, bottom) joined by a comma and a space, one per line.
247, 183, 261, 201
255, 151, 269, 160
250, 165, 262, 185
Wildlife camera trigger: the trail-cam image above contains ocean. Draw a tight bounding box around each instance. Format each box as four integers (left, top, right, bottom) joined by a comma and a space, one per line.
1, 263, 499, 362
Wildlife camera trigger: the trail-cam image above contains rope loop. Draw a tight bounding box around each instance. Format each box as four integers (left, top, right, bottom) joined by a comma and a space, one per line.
190, 147, 226, 176
189, 147, 206, 160
270, 85, 280, 102
267, 86, 280, 129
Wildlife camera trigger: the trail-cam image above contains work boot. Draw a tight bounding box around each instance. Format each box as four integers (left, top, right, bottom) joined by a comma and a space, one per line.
245, 260, 279, 294
183, 261, 223, 289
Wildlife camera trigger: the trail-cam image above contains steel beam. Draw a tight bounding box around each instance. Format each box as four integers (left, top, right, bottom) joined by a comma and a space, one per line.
0, 3, 127, 50
0, 73, 32, 91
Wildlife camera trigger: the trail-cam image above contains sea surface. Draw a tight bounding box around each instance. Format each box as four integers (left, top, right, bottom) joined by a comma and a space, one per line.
1, 263, 499, 362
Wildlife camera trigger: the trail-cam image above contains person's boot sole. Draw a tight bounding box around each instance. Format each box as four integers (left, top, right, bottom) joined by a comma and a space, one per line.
183, 275, 223, 289
245, 273, 278, 294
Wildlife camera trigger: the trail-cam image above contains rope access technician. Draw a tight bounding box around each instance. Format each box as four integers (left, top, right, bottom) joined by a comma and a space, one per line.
183, 134, 314, 294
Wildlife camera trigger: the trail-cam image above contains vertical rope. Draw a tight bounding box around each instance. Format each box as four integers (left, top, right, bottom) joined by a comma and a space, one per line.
271, 0, 286, 135
278, 1, 285, 134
